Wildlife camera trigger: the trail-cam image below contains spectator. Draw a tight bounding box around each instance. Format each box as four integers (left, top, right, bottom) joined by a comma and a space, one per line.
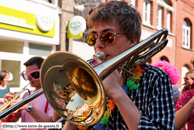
175, 71, 194, 130
4, 57, 54, 130
0, 70, 10, 105
181, 71, 194, 94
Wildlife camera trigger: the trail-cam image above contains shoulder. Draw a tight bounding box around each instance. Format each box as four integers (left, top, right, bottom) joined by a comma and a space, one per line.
142, 64, 172, 92
172, 85, 179, 91
22, 90, 33, 98
176, 89, 194, 107
172, 85, 180, 97
182, 89, 194, 97
144, 64, 169, 78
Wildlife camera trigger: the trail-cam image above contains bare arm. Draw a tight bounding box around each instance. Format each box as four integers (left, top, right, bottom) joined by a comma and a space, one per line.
4, 92, 54, 122
103, 70, 141, 130
173, 97, 178, 105
10, 98, 53, 122
26, 104, 53, 122
52, 110, 61, 122
175, 97, 194, 130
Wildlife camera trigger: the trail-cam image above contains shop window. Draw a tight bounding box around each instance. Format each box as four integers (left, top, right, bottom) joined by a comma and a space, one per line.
0, 39, 23, 54
182, 19, 191, 49
29, 43, 52, 56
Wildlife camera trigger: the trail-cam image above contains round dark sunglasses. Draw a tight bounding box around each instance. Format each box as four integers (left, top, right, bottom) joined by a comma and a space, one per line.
85, 32, 123, 46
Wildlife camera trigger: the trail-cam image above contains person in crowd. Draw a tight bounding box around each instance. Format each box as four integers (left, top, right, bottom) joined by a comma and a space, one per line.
181, 71, 194, 94
152, 60, 180, 105
62, 1, 175, 130
4, 57, 55, 130
175, 71, 194, 130
0, 70, 11, 130
0, 70, 10, 106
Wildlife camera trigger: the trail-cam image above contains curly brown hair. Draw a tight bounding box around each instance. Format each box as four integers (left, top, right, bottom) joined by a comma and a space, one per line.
87, 1, 142, 43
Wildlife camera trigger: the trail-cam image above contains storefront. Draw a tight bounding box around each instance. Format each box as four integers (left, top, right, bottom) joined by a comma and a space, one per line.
0, 0, 59, 92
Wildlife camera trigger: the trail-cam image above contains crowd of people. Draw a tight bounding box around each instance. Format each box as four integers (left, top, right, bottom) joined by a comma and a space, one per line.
0, 1, 194, 130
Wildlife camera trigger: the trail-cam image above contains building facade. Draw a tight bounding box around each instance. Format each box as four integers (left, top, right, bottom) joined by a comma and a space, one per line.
175, 0, 194, 88
134, 0, 194, 89
0, 0, 60, 91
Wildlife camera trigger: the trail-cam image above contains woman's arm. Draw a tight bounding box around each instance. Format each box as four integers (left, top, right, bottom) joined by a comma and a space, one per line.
175, 97, 194, 130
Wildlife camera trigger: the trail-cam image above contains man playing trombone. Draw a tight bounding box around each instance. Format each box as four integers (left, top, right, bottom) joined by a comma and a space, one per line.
4, 57, 55, 129
63, 1, 175, 130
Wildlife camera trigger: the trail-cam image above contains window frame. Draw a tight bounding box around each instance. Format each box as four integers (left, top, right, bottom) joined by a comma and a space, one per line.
182, 19, 191, 49
167, 11, 171, 33
130, 0, 136, 8
143, 0, 151, 26
157, 6, 162, 30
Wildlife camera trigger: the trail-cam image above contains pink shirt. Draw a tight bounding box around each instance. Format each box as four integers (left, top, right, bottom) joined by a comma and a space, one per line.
21, 90, 54, 130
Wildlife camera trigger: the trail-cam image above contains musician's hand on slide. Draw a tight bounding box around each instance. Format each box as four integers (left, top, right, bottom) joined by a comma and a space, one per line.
93, 55, 122, 99
4, 92, 15, 102
10, 98, 30, 112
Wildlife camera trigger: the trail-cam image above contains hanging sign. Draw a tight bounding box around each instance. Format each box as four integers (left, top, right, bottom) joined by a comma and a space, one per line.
69, 16, 86, 35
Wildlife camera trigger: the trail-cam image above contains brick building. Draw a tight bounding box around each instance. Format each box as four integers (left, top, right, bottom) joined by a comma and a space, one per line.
132, 0, 194, 89
175, 0, 194, 88
72, 0, 194, 90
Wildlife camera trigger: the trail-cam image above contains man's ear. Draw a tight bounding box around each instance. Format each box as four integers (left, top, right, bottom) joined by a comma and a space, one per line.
130, 35, 138, 46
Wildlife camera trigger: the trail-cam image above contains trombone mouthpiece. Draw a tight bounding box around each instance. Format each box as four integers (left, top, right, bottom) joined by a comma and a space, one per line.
95, 51, 105, 61
87, 51, 105, 65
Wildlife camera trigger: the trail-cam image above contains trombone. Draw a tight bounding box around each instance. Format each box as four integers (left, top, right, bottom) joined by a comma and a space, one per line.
0, 28, 168, 127
0, 83, 30, 113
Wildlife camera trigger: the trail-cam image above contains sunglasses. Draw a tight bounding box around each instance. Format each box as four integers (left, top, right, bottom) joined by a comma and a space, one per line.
20, 69, 40, 80
85, 32, 123, 46
184, 77, 190, 80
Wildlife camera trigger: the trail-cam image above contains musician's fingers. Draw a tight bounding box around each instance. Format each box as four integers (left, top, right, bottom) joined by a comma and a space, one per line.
5, 92, 14, 96
4, 92, 15, 102
12, 98, 22, 103
13, 109, 19, 114
93, 55, 102, 64
10, 102, 17, 106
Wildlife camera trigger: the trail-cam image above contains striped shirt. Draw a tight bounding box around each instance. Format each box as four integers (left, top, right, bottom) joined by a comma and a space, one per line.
88, 64, 175, 130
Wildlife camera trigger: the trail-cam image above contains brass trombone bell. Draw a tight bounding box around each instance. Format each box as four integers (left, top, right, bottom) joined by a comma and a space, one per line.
41, 52, 106, 126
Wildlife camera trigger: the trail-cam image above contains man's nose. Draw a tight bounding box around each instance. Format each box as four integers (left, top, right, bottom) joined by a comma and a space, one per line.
94, 36, 105, 49
27, 75, 32, 80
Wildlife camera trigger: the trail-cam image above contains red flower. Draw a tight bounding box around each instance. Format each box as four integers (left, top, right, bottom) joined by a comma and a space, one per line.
86, 8, 93, 29
2, 112, 20, 122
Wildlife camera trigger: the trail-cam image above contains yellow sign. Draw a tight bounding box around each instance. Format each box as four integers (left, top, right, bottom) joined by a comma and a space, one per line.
0, 6, 55, 37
